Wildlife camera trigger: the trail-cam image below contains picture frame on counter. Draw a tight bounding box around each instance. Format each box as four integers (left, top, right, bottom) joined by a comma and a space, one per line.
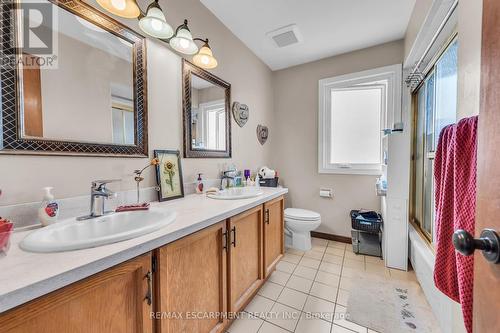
154, 150, 185, 201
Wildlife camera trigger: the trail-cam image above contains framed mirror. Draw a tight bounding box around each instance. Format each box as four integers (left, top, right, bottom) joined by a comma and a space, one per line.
0, 0, 148, 156
182, 60, 231, 158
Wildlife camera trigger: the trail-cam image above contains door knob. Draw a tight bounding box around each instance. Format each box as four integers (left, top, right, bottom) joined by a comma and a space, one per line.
452, 229, 500, 264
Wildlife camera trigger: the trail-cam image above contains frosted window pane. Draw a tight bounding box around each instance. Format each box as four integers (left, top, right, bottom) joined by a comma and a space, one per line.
423, 158, 434, 235
207, 111, 217, 150
217, 111, 226, 150
330, 88, 381, 164
425, 73, 435, 152
112, 108, 124, 144
414, 87, 425, 226
435, 39, 458, 146
123, 111, 134, 144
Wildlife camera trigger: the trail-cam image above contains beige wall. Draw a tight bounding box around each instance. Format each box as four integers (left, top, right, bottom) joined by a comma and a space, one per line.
198, 85, 225, 104
0, 0, 274, 205
40, 33, 132, 143
272, 40, 404, 237
457, 0, 483, 120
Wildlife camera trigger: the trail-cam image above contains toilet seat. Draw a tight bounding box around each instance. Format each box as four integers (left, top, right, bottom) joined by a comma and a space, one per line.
285, 208, 320, 221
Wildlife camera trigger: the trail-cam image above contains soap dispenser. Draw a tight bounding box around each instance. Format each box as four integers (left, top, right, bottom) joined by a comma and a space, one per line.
38, 187, 59, 226
195, 173, 204, 194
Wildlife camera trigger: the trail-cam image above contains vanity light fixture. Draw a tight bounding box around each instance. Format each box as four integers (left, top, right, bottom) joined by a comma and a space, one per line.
138, 0, 173, 39
192, 39, 218, 69
168, 20, 199, 55
97, 0, 218, 68
96, 0, 140, 18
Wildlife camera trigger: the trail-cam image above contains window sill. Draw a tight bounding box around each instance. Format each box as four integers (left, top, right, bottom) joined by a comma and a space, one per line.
318, 168, 383, 176
409, 220, 435, 253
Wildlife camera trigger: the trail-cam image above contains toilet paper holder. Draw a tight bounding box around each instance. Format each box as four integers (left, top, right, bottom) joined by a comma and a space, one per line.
320, 188, 333, 198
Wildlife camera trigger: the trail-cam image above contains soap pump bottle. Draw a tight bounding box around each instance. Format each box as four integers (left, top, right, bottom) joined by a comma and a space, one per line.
195, 173, 204, 194
38, 187, 59, 226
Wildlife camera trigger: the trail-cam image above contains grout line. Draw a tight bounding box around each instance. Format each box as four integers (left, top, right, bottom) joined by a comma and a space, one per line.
333, 243, 346, 314
291, 242, 328, 333
263, 248, 303, 332
271, 241, 375, 333
255, 240, 412, 333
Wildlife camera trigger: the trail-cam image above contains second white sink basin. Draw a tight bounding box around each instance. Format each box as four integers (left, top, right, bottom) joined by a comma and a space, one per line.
20, 208, 176, 253
207, 187, 263, 200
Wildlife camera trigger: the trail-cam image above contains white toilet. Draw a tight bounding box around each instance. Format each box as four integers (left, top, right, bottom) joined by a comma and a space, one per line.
284, 208, 321, 251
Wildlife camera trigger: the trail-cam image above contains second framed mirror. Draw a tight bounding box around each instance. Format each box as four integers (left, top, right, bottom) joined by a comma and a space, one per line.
182, 60, 231, 158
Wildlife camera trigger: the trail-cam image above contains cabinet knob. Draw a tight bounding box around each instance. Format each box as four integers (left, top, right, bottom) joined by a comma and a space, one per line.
453, 229, 500, 264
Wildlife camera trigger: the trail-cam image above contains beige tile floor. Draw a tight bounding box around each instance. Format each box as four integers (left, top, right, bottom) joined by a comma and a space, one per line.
226, 237, 419, 333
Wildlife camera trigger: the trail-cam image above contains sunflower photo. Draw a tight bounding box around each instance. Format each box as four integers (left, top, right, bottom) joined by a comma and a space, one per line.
154, 150, 184, 201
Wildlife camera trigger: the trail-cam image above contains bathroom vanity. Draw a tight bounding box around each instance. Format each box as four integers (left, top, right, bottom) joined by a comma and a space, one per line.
0, 188, 286, 333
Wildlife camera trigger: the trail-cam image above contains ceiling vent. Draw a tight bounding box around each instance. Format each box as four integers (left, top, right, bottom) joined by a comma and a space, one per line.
266, 24, 303, 48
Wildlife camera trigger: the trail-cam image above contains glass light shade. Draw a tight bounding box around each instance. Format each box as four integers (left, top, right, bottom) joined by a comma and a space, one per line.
169, 28, 198, 55
139, 6, 174, 39
193, 45, 218, 69
96, 0, 140, 18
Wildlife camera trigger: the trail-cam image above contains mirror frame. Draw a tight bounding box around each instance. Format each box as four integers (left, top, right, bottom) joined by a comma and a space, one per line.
182, 59, 231, 158
0, 0, 148, 157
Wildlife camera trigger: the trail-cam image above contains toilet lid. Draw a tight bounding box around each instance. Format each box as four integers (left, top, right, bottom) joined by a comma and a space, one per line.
285, 208, 321, 221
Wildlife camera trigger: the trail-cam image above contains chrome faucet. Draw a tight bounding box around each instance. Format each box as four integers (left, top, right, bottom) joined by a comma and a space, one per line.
220, 171, 235, 190
77, 180, 119, 220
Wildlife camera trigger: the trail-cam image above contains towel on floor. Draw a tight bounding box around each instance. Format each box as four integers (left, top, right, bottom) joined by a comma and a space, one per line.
433, 116, 478, 333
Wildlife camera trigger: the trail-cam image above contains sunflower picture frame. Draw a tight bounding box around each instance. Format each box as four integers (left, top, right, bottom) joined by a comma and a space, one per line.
154, 150, 185, 202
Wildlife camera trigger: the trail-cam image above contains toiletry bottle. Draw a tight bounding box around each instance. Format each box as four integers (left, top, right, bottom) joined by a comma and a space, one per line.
244, 169, 251, 186
38, 187, 59, 226
255, 174, 260, 188
196, 173, 204, 194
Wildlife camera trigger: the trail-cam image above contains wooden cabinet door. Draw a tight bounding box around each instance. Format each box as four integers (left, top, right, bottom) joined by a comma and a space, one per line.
227, 206, 264, 313
0, 253, 153, 333
155, 222, 227, 333
263, 196, 285, 278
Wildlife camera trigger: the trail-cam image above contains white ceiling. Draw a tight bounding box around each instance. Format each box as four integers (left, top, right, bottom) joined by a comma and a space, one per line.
200, 0, 416, 70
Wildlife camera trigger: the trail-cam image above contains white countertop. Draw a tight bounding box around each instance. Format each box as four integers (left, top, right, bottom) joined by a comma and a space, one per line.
0, 187, 287, 313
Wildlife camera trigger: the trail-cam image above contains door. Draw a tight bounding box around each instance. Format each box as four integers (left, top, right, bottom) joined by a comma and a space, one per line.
473, 1, 500, 331
263, 196, 285, 278
155, 222, 227, 333
227, 206, 264, 313
0, 253, 153, 333
22, 53, 44, 137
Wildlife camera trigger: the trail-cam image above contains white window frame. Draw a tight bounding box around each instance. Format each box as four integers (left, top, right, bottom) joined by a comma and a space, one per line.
318, 64, 402, 175
199, 99, 225, 151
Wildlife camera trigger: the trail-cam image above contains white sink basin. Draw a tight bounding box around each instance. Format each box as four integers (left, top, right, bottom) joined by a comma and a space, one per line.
207, 187, 263, 200
20, 208, 176, 253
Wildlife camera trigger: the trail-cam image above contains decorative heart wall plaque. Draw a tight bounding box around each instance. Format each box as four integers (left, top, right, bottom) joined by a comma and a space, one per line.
256, 125, 269, 145
232, 102, 249, 127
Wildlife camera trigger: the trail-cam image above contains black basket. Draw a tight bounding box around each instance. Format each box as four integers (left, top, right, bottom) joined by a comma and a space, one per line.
350, 210, 382, 233
259, 177, 279, 187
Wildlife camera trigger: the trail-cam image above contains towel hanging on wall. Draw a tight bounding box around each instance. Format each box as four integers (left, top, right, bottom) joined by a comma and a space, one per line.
433, 116, 478, 333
